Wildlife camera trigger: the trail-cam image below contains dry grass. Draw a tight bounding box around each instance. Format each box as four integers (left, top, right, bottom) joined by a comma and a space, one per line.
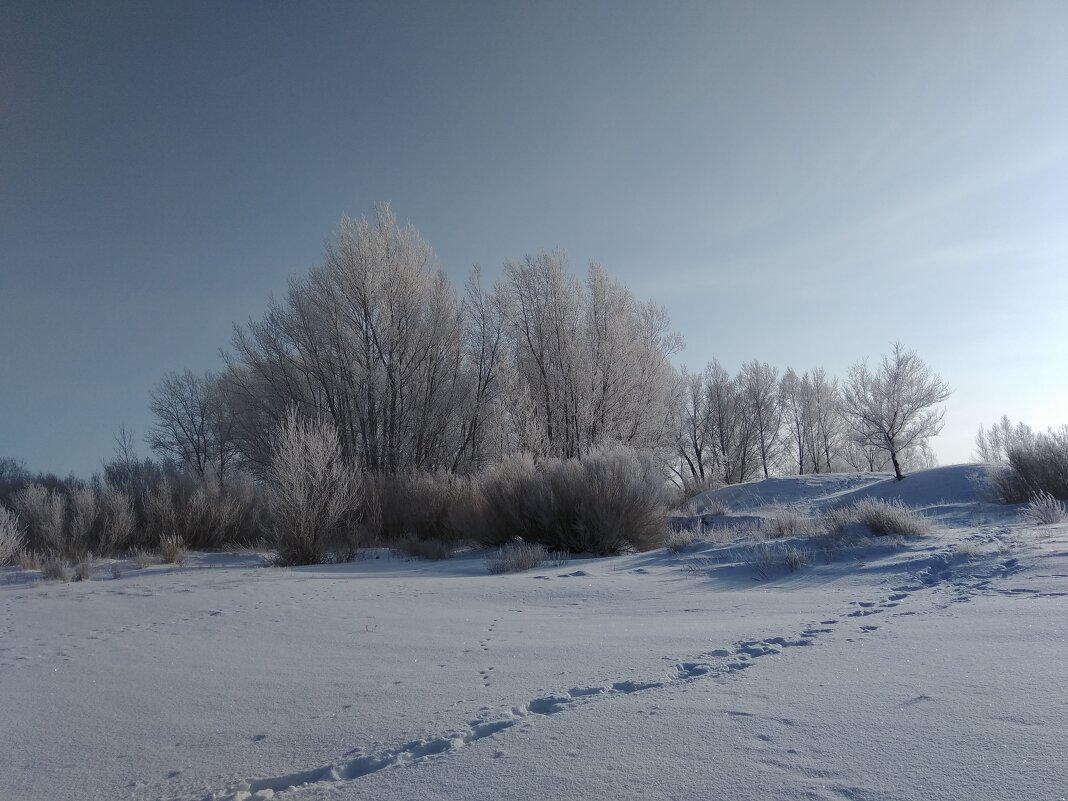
1019, 491, 1066, 525
130, 548, 155, 569
17, 549, 40, 571
762, 505, 811, 537
72, 556, 94, 582
158, 534, 187, 565
820, 506, 854, 538
487, 541, 566, 574
665, 526, 699, 554
851, 498, 932, 537
40, 554, 72, 582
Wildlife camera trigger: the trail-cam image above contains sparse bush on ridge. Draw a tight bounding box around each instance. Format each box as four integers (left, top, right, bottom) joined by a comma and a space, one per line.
851, 498, 932, 537
1019, 491, 1066, 525
986, 427, 1068, 503
0, 507, 26, 565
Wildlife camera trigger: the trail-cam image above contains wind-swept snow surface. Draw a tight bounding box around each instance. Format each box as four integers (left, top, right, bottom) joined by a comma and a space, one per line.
2, 466, 1065, 801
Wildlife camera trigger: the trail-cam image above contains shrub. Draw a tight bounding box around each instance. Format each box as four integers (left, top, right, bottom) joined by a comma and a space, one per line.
393, 534, 454, 561
487, 542, 554, 574
98, 486, 137, 554
472, 447, 669, 555
988, 428, 1068, 502
159, 533, 187, 565
66, 486, 99, 559
852, 498, 932, 537
267, 411, 360, 565
11, 483, 67, 554
40, 554, 71, 581
371, 471, 471, 546
1019, 491, 1066, 525
0, 507, 26, 565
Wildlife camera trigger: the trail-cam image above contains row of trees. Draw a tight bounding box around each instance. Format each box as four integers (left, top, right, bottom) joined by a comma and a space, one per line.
150, 205, 682, 482
674, 346, 946, 489
145, 205, 951, 492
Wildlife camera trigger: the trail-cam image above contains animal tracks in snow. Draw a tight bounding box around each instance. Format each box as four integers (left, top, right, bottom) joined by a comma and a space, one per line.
197, 587, 923, 801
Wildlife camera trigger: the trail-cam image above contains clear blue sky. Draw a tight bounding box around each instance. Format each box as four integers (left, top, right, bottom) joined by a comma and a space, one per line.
2, 0, 1066, 477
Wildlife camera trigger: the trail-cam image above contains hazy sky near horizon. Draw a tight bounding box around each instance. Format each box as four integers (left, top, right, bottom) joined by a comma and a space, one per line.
2, 0, 1066, 477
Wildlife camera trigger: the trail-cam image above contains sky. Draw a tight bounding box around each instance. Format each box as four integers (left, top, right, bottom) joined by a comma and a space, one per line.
2, 0, 1066, 477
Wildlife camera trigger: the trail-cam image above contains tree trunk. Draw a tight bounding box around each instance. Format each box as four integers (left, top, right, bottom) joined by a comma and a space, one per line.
890, 449, 904, 481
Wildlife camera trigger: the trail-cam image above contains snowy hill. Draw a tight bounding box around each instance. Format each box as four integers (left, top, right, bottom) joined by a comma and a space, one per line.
1, 466, 1065, 801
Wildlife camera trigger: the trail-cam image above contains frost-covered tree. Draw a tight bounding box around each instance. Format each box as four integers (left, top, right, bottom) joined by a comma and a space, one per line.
739, 360, 782, 478
840, 343, 952, 480
975, 415, 1034, 463
503, 254, 681, 459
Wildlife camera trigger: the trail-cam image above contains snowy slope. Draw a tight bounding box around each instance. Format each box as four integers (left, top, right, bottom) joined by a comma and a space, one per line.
1, 468, 1065, 801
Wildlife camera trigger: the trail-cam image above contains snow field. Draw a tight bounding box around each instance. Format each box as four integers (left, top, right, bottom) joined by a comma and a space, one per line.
1, 465, 1065, 801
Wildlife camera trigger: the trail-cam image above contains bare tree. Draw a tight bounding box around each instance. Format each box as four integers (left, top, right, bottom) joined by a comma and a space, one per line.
148, 370, 238, 483
840, 343, 952, 480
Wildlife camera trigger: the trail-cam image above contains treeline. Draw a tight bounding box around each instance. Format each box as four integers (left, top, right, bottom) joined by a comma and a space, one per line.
1, 205, 966, 566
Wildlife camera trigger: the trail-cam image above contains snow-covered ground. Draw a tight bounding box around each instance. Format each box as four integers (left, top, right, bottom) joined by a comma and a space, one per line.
2, 465, 1065, 801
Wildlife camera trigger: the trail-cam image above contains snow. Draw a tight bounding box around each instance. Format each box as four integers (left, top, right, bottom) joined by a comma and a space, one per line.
2, 465, 1066, 801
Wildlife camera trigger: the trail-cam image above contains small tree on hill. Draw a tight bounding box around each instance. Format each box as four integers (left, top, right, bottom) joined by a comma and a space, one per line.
840, 343, 951, 481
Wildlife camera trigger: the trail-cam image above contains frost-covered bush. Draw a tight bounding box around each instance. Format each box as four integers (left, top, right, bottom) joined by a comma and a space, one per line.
852, 498, 932, 537
472, 447, 668, 555
66, 486, 100, 559
98, 486, 137, 554
1019, 491, 1066, 525
0, 507, 26, 565
11, 483, 67, 555
267, 412, 360, 565
988, 428, 1068, 503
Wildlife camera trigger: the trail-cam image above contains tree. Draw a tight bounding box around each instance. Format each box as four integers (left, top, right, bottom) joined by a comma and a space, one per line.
147, 370, 238, 484
840, 343, 951, 480
739, 360, 782, 478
